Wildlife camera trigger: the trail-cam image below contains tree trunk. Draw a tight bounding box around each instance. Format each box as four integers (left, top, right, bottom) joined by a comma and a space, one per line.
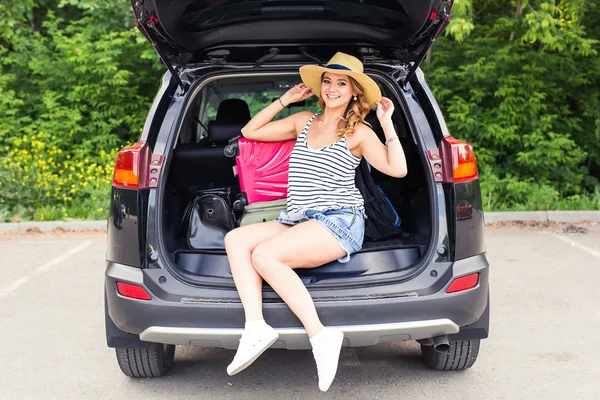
509, 2, 526, 41
425, 48, 432, 69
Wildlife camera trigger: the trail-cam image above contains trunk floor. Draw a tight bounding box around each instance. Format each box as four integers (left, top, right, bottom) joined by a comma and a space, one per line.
169, 233, 428, 282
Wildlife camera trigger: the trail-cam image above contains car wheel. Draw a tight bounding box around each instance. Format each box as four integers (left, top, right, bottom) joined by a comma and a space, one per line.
420, 339, 480, 370
115, 343, 175, 378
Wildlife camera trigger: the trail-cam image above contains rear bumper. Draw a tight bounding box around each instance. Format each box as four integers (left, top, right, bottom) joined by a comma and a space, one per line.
105, 254, 489, 350
140, 319, 459, 349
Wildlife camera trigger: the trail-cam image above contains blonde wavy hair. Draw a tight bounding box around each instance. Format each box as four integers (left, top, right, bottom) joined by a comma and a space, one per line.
318, 74, 372, 139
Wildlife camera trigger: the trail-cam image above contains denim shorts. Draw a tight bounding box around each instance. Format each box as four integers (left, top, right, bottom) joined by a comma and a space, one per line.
275, 208, 365, 263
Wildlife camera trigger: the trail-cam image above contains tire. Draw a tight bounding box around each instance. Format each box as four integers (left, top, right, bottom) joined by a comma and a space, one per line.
421, 339, 480, 370
115, 343, 175, 378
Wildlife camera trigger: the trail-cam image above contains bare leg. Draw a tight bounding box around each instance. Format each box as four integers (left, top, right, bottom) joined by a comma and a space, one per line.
250, 221, 347, 338
227, 220, 348, 388
224, 221, 290, 322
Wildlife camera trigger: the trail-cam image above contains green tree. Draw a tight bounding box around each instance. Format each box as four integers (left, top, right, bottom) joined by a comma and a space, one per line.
1, 0, 599, 220
427, 0, 600, 210
0, 0, 162, 220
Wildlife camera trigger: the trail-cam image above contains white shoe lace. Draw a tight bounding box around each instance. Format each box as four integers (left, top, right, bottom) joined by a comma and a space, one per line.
234, 334, 266, 360
313, 351, 328, 379
237, 338, 253, 352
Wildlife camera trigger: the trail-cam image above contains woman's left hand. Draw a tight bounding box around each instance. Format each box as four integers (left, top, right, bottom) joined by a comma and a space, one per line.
375, 97, 394, 126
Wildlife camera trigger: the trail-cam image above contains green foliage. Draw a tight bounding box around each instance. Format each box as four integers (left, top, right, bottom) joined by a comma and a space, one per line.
0, 131, 117, 221
0, 0, 162, 221
444, 0, 475, 42
0, 0, 599, 221
428, 0, 600, 210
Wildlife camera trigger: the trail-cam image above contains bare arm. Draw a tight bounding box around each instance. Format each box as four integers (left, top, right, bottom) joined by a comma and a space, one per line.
358, 98, 407, 178
241, 84, 313, 142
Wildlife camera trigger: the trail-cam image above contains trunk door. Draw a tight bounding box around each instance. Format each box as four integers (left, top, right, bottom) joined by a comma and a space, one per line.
131, 0, 453, 66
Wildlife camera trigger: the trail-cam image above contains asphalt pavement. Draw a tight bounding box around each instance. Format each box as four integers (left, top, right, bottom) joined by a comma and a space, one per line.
0, 224, 599, 400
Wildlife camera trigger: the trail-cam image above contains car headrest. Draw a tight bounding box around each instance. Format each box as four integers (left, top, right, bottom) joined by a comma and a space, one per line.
216, 99, 251, 123
207, 121, 243, 145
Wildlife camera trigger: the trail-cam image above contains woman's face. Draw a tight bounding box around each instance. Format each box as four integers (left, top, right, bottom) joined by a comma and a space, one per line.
321, 73, 356, 109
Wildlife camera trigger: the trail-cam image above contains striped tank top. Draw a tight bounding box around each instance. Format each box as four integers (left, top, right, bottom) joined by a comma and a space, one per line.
286, 113, 364, 215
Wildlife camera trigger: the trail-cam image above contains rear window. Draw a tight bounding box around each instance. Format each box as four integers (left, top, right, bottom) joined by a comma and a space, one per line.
180, 0, 409, 30
188, 79, 322, 142
202, 90, 321, 127
182, 75, 390, 144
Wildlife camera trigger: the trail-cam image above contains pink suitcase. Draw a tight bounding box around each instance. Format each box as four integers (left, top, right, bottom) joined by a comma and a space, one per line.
224, 137, 296, 209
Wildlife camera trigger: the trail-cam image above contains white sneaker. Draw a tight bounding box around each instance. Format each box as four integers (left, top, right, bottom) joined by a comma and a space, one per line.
227, 322, 279, 376
310, 328, 344, 392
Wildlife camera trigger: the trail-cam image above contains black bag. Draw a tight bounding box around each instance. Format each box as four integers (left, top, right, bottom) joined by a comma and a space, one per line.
355, 159, 403, 242
178, 188, 236, 250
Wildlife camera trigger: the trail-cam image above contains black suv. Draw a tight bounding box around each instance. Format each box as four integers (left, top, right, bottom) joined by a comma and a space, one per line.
105, 0, 489, 378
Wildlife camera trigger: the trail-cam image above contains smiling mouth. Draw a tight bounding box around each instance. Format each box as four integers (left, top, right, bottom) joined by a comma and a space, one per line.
326, 94, 340, 99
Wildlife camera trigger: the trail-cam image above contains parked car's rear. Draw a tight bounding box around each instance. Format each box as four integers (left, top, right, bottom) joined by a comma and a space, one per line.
105, 0, 489, 377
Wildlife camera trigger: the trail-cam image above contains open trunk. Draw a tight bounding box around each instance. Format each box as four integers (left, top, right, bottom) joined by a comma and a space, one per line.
157, 72, 434, 285
132, 0, 451, 63
131, 1, 452, 91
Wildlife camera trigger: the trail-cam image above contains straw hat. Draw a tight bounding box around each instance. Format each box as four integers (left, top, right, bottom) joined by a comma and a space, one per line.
299, 52, 382, 109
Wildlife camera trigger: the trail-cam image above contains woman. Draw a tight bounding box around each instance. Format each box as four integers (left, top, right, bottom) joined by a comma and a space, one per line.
224, 52, 408, 392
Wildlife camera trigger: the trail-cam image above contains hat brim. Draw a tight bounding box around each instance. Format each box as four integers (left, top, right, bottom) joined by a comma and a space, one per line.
299, 65, 382, 109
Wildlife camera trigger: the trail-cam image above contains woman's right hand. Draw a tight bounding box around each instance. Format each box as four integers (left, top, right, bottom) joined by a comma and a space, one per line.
280, 83, 314, 106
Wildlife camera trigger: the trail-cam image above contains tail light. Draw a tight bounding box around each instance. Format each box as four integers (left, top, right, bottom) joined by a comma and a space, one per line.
112, 142, 151, 189
430, 136, 479, 183
116, 282, 152, 300
446, 137, 478, 182
446, 273, 479, 293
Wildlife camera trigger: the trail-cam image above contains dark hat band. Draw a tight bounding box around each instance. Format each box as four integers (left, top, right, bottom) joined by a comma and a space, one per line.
325, 64, 352, 71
